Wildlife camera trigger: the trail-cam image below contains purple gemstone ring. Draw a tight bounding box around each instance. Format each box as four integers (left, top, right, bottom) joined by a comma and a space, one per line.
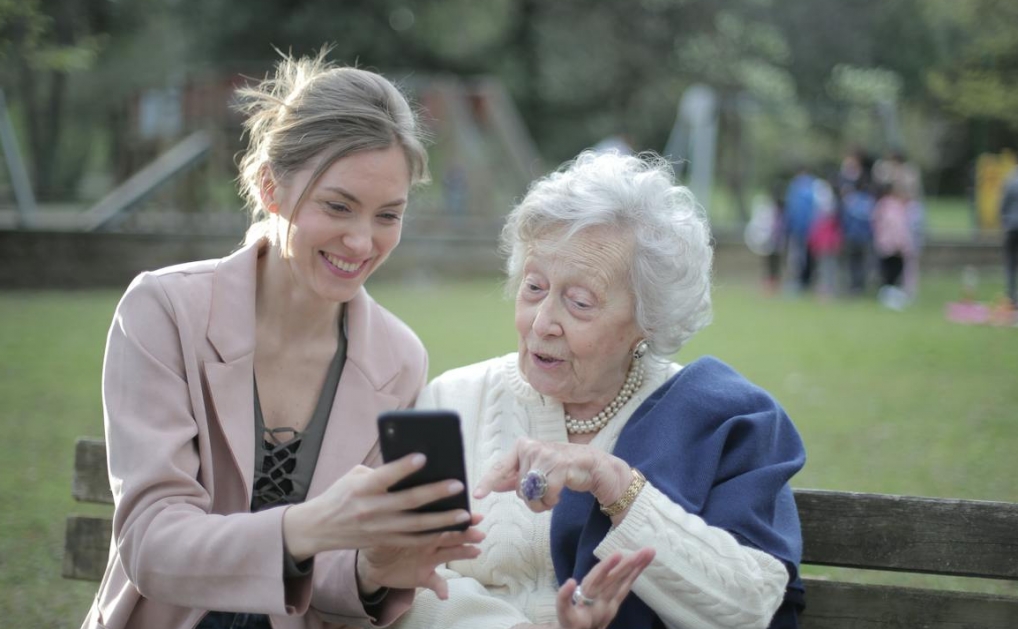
519, 469, 549, 502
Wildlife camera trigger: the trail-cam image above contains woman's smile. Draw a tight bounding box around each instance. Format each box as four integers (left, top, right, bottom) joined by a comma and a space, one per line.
320, 250, 367, 277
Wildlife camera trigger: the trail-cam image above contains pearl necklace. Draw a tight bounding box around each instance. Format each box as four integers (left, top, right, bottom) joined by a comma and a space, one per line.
564, 360, 644, 434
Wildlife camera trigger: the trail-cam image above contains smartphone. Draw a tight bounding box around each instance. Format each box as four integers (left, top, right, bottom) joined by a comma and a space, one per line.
377, 409, 471, 532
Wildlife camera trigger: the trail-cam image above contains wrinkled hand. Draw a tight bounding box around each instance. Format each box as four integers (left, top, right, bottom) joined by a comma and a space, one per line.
555, 548, 656, 629
357, 513, 485, 599
283, 453, 478, 561
474, 438, 631, 513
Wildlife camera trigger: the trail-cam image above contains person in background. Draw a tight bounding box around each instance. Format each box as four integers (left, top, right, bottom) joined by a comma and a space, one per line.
393, 151, 806, 629
784, 166, 818, 293
836, 148, 866, 194
872, 181, 914, 310
744, 182, 785, 296
874, 150, 923, 203
839, 175, 876, 296
873, 150, 924, 299
82, 50, 483, 629
1000, 165, 1018, 309
807, 177, 841, 299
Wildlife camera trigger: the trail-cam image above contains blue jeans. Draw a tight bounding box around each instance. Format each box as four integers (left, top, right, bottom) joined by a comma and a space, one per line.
195, 611, 272, 629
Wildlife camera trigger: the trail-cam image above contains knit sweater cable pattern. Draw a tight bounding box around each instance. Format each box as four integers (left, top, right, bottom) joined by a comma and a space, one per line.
392, 354, 788, 629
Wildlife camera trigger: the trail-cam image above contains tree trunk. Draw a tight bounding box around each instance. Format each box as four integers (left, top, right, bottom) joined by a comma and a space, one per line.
17, 62, 48, 200
723, 95, 750, 225
41, 70, 67, 198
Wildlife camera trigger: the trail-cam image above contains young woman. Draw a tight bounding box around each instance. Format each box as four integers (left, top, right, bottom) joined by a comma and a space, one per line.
83, 51, 482, 629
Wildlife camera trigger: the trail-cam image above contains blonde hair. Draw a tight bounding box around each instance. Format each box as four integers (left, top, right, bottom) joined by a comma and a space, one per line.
234, 49, 430, 244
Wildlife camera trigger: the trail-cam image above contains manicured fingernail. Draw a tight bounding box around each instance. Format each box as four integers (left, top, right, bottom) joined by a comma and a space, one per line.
455, 511, 470, 522
447, 481, 464, 494
411, 453, 426, 466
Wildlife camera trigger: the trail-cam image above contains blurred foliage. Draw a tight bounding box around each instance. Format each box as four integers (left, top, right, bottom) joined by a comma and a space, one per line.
923, 0, 1018, 128
827, 65, 903, 105
0, 0, 48, 61
2, 0, 1018, 205
0, 0, 165, 200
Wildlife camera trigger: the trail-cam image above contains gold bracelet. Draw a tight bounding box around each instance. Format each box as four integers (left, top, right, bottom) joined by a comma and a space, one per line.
599, 468, 646, 517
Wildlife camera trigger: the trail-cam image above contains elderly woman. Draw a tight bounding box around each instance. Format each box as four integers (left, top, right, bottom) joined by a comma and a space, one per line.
395, 151, 806, 629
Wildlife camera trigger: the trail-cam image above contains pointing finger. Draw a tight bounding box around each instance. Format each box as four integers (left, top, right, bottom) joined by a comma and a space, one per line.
473, 444, 522, 498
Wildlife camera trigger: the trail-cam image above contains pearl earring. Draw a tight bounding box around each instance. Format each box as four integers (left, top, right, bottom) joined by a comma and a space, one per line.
632, 339, 650, 360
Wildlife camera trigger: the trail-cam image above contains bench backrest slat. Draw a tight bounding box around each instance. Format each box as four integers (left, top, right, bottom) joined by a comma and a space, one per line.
72, 438, 113, 505
801, 578, 1018, 629
62, 515, 112, 581
795, 489, 1018, 580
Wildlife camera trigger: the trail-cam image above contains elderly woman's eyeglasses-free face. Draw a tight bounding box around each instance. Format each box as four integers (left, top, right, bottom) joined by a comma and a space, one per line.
514, 227, 642, 420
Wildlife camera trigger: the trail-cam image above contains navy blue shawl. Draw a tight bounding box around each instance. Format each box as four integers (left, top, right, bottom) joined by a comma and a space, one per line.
550, 357, 806, 629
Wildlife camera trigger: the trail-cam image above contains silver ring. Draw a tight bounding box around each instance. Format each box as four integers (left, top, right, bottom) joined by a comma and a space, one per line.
572, 585, 595, 606
519, 469, 548, 502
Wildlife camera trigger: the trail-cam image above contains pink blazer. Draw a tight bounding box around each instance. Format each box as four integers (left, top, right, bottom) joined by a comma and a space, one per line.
83, 239, 428, 629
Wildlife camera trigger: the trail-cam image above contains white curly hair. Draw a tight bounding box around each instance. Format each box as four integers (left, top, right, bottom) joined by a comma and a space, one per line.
500, 150, 714, 357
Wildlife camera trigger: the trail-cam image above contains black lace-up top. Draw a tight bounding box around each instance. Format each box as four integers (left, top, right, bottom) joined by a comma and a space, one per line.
198, 317, 348, 627
252, 319, 347, 512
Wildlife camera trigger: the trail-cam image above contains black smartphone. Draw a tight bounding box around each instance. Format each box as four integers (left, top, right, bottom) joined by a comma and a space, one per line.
377, 409, 471, 532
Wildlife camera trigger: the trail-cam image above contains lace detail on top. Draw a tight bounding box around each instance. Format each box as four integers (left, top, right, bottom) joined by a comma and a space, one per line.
253, 427, 303, 509
251, 311, 347, 512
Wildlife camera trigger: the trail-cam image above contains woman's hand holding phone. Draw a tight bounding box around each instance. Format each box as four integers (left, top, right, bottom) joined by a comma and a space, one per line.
282, 409, 482, 597
355, 409, 481, 597
282, 451, 479, 555
356, 511, 485, 599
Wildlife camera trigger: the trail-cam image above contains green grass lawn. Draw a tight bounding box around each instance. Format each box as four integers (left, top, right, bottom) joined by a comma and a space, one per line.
2, 270, 1016, 625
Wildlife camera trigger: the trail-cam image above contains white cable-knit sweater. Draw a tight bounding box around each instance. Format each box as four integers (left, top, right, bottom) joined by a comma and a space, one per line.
393, 354, 789, 629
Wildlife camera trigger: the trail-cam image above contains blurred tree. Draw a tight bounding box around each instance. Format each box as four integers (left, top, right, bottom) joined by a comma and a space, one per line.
164, 0, 794, 166
671, 2, 797, 221
0, 0, 112, 199
169, 0, 517, 75
923, 0, 1018, 129
767, 0, 931, 146
7, 0, 1017, 205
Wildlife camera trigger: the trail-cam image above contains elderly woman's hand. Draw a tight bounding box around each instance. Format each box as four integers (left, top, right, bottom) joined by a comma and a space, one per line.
509, 548, 655, 629
474, 438, 633, 515
556, 548, 655, 629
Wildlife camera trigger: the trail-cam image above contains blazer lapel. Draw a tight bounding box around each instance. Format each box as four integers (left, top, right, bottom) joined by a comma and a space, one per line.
198, 248, 408, 503
203, 240, 261, 506
308, 367, 398, 498
308, 288, 401, 498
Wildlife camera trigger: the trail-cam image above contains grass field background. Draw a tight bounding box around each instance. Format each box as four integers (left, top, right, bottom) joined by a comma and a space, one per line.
2, 267, 1016, 626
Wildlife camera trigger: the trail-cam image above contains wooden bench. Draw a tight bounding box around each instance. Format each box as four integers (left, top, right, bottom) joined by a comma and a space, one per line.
66, 437, 1018, 626
63, 438, 114, 581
